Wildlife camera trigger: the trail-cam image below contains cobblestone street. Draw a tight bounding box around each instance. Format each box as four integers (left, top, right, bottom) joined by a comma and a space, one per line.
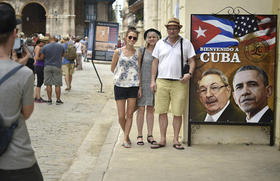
26, 62, 114, 181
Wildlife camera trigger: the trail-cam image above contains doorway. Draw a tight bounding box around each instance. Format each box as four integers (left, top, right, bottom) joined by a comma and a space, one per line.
22, 3, 46, 36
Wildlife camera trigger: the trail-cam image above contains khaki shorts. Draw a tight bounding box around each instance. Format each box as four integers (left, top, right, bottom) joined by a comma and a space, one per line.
155, 79, 188, 116
62, 63, 75, 76
44, 66, 62, 86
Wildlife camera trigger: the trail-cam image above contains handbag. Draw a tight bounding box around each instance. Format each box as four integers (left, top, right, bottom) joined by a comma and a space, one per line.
0, 64, 23, 156
180, 38, 190, 77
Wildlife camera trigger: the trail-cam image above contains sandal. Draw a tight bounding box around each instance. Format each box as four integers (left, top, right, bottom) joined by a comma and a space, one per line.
122, 142, 131, 148
137, 136, 144, 145
151, 143, 165, 149
173, 143, 184, 150
147, 135, 157, 145
127, 137, 131, 145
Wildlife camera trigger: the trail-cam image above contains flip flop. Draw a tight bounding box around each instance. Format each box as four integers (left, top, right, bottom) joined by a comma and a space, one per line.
137, 136, 144, 145
127, 138, 131, 145
151, 144, 165, 149
122, 142, 131, 148
173, 144, 184, 150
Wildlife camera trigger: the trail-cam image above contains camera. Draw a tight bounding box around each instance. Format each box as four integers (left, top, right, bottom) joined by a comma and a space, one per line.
13, 38, 24, 58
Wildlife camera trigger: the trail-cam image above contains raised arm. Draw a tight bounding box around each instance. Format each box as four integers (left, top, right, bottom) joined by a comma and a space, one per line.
14, 46, 30, 65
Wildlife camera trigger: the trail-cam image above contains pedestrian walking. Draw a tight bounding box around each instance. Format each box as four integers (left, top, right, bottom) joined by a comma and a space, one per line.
62, 36, 76, 91
111, 27, 139, 148
34, 37, 48, 103
75, 37, 85, 70
136, 28, 162, 145
150, 17, 196, 150
0, 3, 43, 180
40, 36, 64, 105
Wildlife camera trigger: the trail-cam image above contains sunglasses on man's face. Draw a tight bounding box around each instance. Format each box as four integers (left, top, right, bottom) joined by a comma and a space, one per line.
128, 36, 137, 41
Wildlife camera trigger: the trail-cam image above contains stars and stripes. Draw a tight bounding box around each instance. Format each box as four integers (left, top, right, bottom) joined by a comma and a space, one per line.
236, 15, 276, 49
234, 16, 259, 37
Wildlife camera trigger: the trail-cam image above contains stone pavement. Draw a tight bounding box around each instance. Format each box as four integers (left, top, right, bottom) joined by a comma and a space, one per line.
27, 61, 115, 181
89, 115, 280, 181
26, 61, 280, 181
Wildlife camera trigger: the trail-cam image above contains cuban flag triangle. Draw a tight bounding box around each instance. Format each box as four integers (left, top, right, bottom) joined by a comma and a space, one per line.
192, 15, 239, 53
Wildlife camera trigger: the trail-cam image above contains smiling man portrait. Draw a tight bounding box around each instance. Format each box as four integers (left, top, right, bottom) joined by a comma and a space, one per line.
232, 65, 273, 123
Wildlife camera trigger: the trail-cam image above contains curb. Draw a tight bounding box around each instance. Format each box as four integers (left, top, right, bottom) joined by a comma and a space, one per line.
87, 118, 120, 181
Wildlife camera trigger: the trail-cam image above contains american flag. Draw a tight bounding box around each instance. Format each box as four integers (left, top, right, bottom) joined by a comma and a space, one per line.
234, 15, 276, 49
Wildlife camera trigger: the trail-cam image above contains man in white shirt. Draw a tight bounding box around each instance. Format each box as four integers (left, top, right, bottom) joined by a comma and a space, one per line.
232, 65, 273, 123
197, 68, 245, 123
150, 17, 196, 150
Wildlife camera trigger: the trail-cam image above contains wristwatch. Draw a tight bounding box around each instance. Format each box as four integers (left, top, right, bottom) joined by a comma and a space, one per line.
188, 72, 192, 77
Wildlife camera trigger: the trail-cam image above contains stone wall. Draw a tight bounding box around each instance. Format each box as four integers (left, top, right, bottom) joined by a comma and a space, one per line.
0, 0, 113, 37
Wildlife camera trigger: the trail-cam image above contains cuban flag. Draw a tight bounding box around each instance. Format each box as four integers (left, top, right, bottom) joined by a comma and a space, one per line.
192, 15, 239, 53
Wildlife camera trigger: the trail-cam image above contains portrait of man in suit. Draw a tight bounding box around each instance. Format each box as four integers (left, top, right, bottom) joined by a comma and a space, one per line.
232, 65, 273, 123
197, 68, 245, 123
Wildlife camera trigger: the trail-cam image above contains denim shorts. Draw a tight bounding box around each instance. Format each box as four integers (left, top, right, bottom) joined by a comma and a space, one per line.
114, 85, 139, 100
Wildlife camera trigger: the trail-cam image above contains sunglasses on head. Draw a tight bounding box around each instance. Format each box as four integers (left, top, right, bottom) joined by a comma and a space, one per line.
128, 36, 137, 40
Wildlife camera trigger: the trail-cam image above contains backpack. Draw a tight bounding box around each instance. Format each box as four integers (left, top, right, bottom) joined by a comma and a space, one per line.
64, 43, 77, 61
0, 64, 24, 156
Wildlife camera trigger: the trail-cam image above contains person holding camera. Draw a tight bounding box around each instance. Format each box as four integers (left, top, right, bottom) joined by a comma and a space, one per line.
11, 35, 30, 65
0, 3, 43, 180
150, 17, 196, 150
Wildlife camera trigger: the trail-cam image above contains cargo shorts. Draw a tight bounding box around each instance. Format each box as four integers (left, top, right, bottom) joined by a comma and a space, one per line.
155, 78, 188, 116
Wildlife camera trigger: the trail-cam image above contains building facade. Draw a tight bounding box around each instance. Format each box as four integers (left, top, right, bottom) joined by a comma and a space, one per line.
123, 0, 280, 148
0, 0, 116, 37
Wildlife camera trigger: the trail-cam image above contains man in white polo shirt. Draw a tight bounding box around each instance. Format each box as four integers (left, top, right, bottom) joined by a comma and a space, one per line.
150, 17, 196, 150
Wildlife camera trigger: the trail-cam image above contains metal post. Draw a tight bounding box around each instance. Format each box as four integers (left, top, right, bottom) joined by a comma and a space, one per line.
91, 60, 103, 93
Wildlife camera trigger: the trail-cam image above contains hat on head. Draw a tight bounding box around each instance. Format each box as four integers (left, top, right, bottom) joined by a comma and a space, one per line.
144, 28, 162, 40
63, 36, 69, 41
165, 17, 182, 28
0, 3, 21, 34
39, 36, 49, 42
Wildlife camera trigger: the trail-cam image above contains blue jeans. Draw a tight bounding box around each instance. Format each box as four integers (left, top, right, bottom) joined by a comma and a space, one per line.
0, 162, 43, 181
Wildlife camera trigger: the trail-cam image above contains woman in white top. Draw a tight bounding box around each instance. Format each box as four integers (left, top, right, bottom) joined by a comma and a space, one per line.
75, 37, 85, 70
111, 27, 140, 148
